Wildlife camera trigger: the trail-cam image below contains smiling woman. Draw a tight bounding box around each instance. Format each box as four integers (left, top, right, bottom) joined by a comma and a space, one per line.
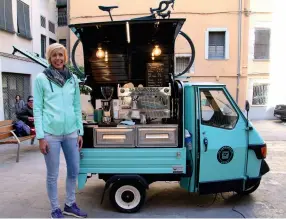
33, 43, 88, 218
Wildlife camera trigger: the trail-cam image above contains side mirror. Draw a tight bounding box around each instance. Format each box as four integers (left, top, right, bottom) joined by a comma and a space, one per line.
245, 100, 250, 112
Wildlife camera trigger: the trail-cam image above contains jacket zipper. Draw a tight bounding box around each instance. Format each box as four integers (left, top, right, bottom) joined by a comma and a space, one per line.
62, 77, 73, 135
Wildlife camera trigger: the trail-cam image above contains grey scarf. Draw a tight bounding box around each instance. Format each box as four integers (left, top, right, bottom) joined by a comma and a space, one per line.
43, 65, 72, 87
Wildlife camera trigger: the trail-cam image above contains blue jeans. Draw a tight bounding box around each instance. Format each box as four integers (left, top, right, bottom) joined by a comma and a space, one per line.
43, 131, 79, 212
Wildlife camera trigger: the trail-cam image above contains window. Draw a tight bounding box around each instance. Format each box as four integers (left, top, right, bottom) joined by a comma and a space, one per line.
200, 89, 238, 129
49, 21, 55, 33
175, 54, 194, 74
17, 0, 32, 39
205, 28, 229, 60
254, 28, 271, 60
40, 15, 46, 28
41, 35, 46, 58
0, 0, 15, 33
59, 39, 67, 48
58, 7, 67, 26
252, 83, 269, 105
49, 38, 57, 45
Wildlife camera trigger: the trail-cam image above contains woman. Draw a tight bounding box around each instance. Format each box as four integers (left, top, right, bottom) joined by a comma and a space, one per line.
14, 95, 25, 114
33, 43, 87, 218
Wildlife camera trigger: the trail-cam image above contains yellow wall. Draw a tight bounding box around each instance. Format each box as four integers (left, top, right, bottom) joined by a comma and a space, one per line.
69, 0, 250, 108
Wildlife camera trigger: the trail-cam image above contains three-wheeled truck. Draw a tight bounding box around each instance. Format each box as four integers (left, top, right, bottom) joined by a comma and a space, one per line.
13, 0, 270, 213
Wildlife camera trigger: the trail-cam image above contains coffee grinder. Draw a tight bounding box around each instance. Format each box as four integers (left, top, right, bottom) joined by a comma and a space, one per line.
99, 86, 117, 127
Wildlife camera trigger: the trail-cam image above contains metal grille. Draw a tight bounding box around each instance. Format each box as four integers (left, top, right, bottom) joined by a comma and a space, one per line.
40, 15, 46, 28
2, 73, 31, 120
175, 56, 194, 74
252, 83, 269, 105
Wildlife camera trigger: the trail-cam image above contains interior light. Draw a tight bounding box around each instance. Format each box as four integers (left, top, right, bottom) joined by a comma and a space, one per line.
96, 47, 105, 58
152, 45, 161, 56
105, 51, 108, 62
126, 22, 130, 43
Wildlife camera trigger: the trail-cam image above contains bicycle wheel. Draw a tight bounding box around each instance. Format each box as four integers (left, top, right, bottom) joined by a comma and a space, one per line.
71, 30, 195, 78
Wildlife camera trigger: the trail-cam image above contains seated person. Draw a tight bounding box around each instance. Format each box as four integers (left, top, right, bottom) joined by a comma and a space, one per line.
17, 96, 34, 128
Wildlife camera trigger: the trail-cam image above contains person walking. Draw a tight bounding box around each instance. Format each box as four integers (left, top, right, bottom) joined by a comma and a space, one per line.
33, 43, 87, 218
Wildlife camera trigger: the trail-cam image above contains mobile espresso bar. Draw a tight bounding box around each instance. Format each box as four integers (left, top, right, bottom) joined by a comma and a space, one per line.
13, 0, 269, 213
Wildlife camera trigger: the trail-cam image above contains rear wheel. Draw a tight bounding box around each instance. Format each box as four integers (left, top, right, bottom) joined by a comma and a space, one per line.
109, 180, 146, 213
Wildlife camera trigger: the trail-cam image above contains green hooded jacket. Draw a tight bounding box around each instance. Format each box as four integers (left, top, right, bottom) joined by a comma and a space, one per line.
33, 72, 83, 139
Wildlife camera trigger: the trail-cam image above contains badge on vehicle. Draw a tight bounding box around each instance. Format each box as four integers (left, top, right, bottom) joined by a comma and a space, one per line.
217, 146, 234, 164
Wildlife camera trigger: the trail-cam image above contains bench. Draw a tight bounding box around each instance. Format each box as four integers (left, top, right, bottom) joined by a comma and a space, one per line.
0, 120, 36, 162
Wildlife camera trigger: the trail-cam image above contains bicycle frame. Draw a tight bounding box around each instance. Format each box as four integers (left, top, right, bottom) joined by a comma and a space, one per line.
71, 0, 194, 78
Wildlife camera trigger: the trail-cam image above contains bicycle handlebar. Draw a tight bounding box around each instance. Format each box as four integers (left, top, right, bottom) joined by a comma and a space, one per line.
150, 0, 175, 15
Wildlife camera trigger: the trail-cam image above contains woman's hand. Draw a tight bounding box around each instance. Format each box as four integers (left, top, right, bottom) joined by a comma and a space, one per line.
39, 139, 49, 154
78, 136, 83, 151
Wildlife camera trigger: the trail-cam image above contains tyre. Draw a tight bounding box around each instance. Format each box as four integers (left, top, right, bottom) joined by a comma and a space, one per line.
109, 180, 146, 213
237, 180, 260, 195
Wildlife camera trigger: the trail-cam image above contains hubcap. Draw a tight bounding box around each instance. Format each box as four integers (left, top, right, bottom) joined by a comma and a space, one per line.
115, 185, 141, 210
121, 191, 135, 203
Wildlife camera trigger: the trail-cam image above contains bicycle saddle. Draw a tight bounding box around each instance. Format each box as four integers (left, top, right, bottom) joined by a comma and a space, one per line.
98, 6, 118, 12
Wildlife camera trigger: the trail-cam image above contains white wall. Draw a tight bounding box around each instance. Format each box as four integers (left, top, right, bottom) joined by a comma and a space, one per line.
32, 0, 58, 56
0, 56, 45, 120
0, 0, 57, 55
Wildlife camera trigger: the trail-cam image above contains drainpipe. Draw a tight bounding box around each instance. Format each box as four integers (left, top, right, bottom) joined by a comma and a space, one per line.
236, 0, 242, 104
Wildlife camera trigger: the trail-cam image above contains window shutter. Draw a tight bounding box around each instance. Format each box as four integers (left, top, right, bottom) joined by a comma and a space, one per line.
5, 0, 14, 32
17, 0, 26, 37
23, 3, 32, 38
254, 29, 270, 59
0, 1, 5, 30
58, 7, 67, 26
17, 0, 31, 39
208, 32, 225, 59
0, 0, 14, 33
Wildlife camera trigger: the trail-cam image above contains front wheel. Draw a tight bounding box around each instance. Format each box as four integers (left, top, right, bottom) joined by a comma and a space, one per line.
109, 180, 146, 213
237, 180, 260, 195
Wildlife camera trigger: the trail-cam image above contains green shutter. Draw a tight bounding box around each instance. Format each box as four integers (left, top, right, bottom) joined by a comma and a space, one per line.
17, 0, 32, 39
0, 0, 15, 33
5, 0, 14, 32
0, 0, 5, 30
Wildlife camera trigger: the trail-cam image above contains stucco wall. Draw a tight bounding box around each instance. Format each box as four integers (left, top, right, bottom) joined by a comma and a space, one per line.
68, 0, 249, 108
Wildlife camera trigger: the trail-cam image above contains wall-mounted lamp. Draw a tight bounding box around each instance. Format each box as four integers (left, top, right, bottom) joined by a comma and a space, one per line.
152, 45, 161, 56
96, 47, 105, 58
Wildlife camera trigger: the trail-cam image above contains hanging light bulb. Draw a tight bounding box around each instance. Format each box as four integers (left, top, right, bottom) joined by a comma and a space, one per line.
151, 52, 155, 60
96, 47, 105, 58
152, 45, 161, 56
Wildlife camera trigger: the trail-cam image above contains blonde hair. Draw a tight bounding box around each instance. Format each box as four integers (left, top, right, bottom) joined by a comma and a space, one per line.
46, 43, 68, 65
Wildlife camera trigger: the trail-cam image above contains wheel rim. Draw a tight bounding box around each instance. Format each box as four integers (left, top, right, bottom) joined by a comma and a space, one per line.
115, 185, 141, 210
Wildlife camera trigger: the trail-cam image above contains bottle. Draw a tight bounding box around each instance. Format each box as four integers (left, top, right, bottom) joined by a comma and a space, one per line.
185, 129, 192, 150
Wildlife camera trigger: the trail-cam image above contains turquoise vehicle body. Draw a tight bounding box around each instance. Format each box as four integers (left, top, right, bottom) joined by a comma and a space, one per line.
77, 82, 269, 212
